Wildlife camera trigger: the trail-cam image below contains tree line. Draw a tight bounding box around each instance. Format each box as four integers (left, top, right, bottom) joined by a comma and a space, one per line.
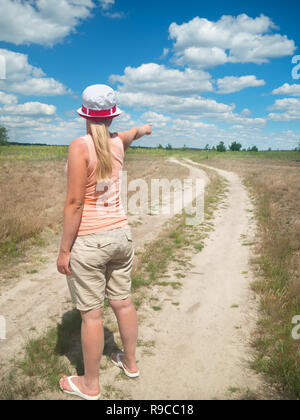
206, 141, 259, 152
1, 123, 300, 152
157, 141, 259, 152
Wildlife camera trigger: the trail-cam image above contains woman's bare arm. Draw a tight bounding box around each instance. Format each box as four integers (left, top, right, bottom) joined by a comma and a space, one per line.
118, 124, 152, 151
57, 138, 88, 275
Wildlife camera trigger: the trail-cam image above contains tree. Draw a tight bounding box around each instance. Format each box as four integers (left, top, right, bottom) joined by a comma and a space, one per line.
158, 144, 164, 149
216, 141, 227, 152
248, 146, 259, 152
204, 144, 210, 151
166, 144, 173, 150
0, 125, 9, 145
229, 141, 242, 152
296, 141, 300, 152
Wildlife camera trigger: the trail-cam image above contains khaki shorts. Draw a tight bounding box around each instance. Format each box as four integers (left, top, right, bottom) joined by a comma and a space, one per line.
67, 227, 134, 312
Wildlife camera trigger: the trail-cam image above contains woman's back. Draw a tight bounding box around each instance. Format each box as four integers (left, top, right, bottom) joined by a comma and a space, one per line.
75, 133, 128, 235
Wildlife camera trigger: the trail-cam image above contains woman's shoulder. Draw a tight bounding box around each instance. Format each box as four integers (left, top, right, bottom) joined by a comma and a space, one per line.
70, 135, 89, 146
68, 137, 90, 160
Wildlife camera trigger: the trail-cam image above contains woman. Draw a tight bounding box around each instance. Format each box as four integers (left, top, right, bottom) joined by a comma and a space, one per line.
57, 84, 152, 400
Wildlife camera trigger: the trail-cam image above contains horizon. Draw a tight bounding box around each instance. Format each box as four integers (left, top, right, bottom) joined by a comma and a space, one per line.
3, 140, 299, 153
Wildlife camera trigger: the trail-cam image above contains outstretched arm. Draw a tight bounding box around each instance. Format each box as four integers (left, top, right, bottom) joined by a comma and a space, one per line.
118, 124, 152, 151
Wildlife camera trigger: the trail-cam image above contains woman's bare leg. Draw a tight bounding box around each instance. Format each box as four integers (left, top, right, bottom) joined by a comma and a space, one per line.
60, 307, 104, 395
109, 298, 139, 373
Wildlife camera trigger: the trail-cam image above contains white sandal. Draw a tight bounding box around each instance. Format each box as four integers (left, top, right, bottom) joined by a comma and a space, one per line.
60, 376, 101, 401
111, 353, 140, 378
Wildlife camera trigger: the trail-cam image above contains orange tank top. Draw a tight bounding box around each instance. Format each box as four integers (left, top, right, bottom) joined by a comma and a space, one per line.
69, 133, 128, 236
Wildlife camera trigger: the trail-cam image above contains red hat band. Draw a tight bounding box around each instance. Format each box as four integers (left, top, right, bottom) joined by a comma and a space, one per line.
82, 104, 117, 118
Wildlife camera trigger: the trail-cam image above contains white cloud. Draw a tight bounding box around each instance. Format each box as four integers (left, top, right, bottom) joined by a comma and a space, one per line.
99, 0, 115, 10
268, 98, 300, 121
176, 47, 228, 68
0, 0, 120, 46
0, 49, 70, 96
0, 0, 95, 46
0, 91, 18, 105
2, 102, 56, 117
172, 119, 216, 130
117, 91, 234, 116
141, 111, 171, 127
7, 78, 69, 96
241, 108, 252, 116
217, 75, 266, 94
110, 63, 213, 95
161, 48, 170, 58
113, 111, 136, 131
272, 83, 300, 97
116, 90, 266, 128
169, 14, 296, 68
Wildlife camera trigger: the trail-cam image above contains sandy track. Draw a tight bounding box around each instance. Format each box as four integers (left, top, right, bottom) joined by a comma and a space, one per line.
123, 160, 266, 400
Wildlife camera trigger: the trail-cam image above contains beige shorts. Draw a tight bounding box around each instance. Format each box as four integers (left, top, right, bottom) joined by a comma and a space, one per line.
66, 227, 134, 312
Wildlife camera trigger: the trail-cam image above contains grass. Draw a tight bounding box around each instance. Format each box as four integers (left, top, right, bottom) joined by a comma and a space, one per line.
0, 144, 68, 162
0, 310, 81, 400
228, 386, 241, 394
243, 167, 300, 400
126, 146, 300, 162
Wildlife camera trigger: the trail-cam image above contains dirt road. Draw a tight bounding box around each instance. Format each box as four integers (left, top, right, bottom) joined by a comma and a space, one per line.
117, 159, 266, 400
0, 159, 266, 399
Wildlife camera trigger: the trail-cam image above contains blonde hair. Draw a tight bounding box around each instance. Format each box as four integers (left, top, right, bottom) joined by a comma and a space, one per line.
89, 120, 113, 182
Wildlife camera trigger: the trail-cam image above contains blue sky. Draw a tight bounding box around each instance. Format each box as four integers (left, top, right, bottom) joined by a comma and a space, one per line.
0, 0, 300, 150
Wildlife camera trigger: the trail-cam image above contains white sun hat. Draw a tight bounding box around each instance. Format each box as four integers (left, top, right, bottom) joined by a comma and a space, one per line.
77, 84, 122, 121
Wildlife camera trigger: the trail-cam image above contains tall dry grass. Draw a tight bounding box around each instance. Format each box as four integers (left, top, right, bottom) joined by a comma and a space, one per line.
245, 166, 300, 399
0, 161, 67, 263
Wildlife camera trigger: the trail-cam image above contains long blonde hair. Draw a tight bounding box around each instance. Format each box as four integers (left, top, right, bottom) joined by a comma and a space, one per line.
88, 120, 113, 182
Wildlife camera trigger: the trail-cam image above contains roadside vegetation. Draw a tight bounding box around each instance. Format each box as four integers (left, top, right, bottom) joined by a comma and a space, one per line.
245, 166, 300, 399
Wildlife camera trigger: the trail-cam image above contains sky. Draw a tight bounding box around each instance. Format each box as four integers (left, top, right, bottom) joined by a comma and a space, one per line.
0, 0, 300, 150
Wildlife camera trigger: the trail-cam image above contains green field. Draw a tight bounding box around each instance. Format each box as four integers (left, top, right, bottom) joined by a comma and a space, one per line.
1, 143, 300, 162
